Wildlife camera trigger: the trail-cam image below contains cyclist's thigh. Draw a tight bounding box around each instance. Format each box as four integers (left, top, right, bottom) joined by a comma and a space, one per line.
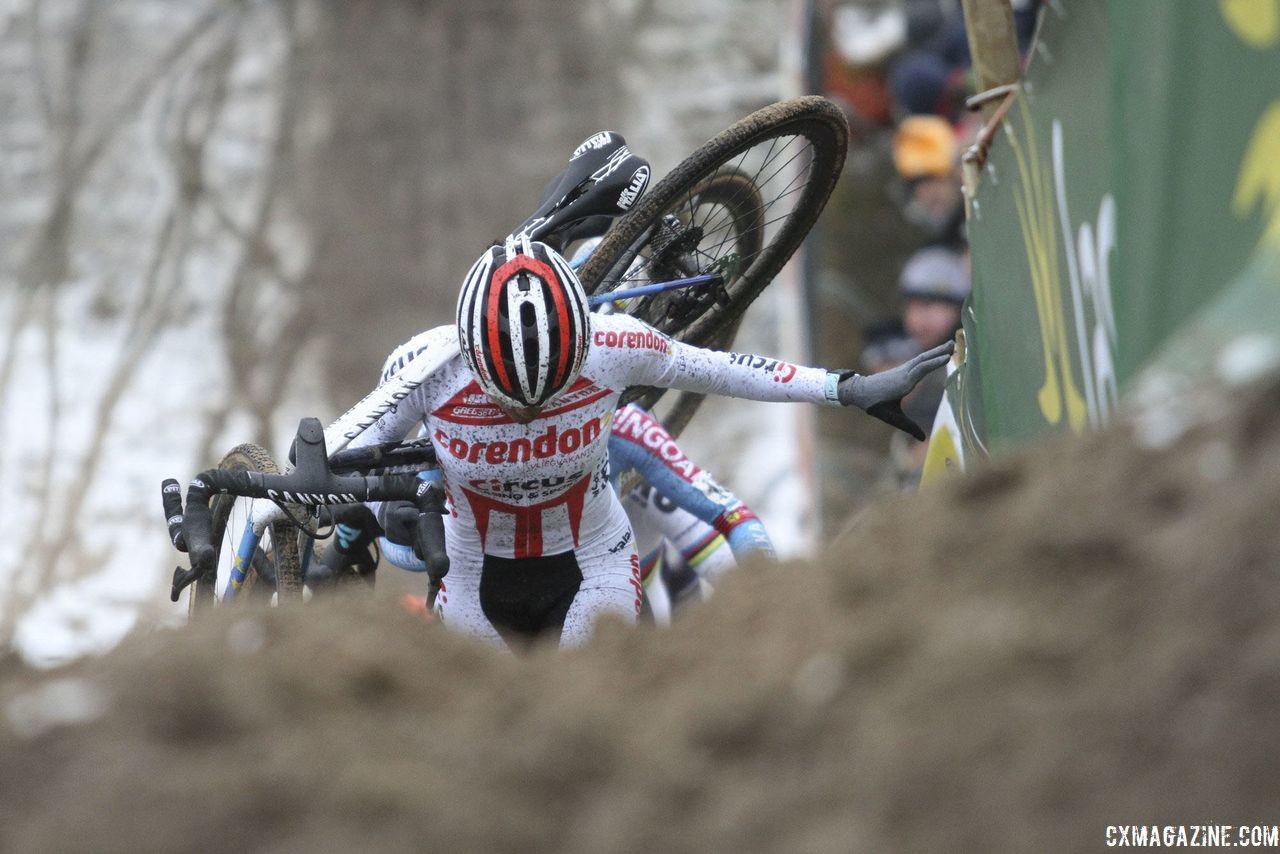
560, 515, 643, 648
690, 539, 738, 588
641, 545, 674, 627
436, 537, 508, 650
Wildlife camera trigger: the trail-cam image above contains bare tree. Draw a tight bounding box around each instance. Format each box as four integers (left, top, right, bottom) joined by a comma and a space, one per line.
0, 0, 791, 661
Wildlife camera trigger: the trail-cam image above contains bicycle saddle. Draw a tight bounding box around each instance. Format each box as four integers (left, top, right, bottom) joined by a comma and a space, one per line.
509, 131, 650, 250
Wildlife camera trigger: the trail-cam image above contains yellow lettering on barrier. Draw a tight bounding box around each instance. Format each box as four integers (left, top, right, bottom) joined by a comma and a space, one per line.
1233, 101, 1280, 247
1221, 0, 1280, 48
1225, 2, 1280, 249
1007, 98, 1088, 431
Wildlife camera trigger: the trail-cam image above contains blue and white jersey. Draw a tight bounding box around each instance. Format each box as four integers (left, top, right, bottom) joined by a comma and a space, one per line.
607, 403, 774, 621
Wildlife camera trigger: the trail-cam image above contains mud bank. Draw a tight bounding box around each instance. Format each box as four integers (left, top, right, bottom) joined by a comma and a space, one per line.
2, 377, 1278, 852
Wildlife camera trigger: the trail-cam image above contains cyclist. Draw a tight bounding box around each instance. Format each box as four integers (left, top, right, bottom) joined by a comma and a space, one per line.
309, 401, 772, 627
608, 402, 772, 625
340, 235, 951, 650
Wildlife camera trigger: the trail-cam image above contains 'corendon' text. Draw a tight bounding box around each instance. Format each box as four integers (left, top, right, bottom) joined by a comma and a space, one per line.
593, 328, 669, 354
435, 418, 605, 464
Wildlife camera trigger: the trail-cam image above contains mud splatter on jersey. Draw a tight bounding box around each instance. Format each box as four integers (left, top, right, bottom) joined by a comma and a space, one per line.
352, 313, 831, 559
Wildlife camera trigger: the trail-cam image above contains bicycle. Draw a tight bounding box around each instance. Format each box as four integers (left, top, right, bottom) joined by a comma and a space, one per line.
163, 96, 848, 614
163, 423, 446, 612
577, 96, 847, 435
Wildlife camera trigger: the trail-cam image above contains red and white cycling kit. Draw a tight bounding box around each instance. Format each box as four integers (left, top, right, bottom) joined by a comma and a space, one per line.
351, 311, 839, 648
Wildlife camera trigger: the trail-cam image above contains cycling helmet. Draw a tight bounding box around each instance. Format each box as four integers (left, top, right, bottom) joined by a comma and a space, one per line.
456, 236, 590, 409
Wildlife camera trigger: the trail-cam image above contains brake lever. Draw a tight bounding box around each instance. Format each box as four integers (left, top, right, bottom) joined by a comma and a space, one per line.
412, 480, 450, 584
170, 543, 214, 602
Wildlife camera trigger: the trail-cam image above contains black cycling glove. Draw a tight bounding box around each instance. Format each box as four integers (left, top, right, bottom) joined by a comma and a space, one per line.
836, 340, 954, 440
381, 500, 422, 549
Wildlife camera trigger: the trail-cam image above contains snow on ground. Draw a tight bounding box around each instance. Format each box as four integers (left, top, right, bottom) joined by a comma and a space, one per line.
0, 0, 306, 665
0, 0, 814, 664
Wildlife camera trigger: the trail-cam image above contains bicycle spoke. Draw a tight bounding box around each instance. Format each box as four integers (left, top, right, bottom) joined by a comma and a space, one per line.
579, 98, 847, 433
624, 159, 814, 290
734, 142, 816, 216
680, 183, 815, 274
674, 143, 816, 272
604, 148, 814, 289
693, 186, 811, 254
704, 135, 812, 232
694, 133, 789, 235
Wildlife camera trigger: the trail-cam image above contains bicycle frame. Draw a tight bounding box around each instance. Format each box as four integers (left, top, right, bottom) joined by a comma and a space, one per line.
224, 518, 262, 600
587, 273, 721, 306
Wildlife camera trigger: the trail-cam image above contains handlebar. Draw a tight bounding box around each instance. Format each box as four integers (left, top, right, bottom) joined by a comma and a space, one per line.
161, 478, 186, 552
287, 436, 437, 473
326, 437, 437, 474
167, 418, 449, 602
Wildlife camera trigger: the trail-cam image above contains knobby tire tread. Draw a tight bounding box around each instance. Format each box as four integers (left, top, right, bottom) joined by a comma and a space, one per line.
191, 443, 303, 615
582, 96, 847, 435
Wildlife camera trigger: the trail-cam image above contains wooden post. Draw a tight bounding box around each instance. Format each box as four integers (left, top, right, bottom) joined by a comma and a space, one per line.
959, 0, 1022, 120
958, 0, 1023, 214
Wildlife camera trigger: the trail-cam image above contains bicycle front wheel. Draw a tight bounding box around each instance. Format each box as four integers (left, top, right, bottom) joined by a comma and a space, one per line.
579, 96, 847, 431
189, 443, 303, 617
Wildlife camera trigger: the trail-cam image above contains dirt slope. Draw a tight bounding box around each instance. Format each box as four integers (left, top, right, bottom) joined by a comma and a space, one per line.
1, 376, 1278, 853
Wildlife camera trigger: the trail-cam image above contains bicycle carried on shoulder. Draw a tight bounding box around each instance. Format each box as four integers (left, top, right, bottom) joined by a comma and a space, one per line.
163, 96, 848, 614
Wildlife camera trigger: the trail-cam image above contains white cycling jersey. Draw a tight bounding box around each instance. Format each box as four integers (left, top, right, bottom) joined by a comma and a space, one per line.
352, 312, 836, 646
355, 312, 833, 559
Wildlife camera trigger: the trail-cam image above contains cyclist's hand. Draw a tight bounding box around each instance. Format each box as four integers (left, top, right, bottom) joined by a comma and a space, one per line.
382, 501, 420, 548
836, 341, 954, 440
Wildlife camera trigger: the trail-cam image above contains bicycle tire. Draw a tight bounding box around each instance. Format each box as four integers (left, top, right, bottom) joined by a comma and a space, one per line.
616, 168, 762, 433
579, 96, 847, 431
189, 443, 303, 616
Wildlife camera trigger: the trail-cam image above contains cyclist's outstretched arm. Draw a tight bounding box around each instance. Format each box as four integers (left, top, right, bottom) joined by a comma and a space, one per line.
603, 314, 953, 440
609, 405, 773, 563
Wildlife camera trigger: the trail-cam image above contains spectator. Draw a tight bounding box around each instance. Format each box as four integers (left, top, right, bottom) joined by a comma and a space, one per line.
821, 1, 908, 127
886, 0, 1042, 124
892, 115, 965, 246
860, 317, 921, 376
855, 248, 966, 491
899, 245, 970, 351
887, 49, 964, 122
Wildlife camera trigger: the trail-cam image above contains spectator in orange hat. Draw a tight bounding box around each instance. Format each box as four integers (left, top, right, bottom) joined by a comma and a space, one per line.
892, 115, 965, 247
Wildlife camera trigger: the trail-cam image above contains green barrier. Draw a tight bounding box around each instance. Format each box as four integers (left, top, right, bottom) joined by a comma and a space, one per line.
929, 0, 1280, 474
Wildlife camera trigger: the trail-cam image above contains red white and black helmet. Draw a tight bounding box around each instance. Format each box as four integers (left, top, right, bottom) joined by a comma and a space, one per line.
456, 237, 590, 409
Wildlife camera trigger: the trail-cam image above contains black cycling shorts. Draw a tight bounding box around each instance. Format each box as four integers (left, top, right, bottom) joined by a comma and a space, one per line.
479, 551, 583, 645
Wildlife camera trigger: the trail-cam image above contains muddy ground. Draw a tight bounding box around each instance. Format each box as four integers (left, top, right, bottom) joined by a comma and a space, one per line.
1, 375, 1278, 853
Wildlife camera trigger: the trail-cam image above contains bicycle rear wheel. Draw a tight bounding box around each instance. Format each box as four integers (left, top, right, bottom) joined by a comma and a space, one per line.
611, 168, 761, 435
188, 443, 303, 617
579, 96, 847, 432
